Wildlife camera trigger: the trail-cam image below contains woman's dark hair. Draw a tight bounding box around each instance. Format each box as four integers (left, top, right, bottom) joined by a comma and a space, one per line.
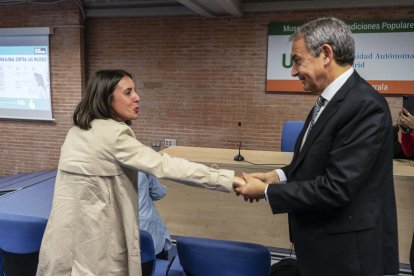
73, 69, 133, 130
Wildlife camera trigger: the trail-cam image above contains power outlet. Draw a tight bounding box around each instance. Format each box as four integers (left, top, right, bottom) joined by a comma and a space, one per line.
151, 141, 161, 151
164, 139, 176, 147
151, 141, 161, 147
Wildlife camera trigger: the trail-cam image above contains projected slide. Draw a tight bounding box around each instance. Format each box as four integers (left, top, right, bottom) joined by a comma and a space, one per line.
0, 46, 50, 108
0, 27, 53, 121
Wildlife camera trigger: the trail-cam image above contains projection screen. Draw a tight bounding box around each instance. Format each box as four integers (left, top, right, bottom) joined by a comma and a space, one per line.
0, 27, 53, 121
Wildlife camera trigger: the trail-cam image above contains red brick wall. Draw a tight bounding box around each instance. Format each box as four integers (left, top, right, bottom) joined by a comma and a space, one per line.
86, 7, 413, 154
0, 2, 84, 175
0, 3, 412, 175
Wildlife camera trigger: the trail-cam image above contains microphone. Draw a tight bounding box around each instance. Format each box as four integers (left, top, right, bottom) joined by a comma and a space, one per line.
234, 121, 244, 161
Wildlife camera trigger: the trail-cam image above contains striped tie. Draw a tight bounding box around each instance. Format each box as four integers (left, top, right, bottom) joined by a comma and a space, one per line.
308, 96, 326, 133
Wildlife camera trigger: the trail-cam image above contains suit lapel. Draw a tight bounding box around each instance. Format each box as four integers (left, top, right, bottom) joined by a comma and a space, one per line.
289, 71, 361, 175
290, 108, 312, 164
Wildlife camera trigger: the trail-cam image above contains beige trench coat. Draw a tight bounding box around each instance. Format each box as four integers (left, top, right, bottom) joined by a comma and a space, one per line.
36, 119, 234, 276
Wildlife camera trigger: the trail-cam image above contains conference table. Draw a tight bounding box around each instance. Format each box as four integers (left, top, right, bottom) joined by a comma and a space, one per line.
158, 146, 414, 265
0, 169, 56, 275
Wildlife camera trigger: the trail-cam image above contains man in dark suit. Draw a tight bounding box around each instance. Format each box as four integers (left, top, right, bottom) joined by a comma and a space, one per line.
234, 17, 399, 276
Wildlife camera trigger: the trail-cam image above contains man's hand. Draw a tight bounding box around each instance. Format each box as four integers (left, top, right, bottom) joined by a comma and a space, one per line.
232, 173, 266, 202
248, 171, 280, 185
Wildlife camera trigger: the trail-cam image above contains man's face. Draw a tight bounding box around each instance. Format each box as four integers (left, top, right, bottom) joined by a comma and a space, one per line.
290, 37, 327, 93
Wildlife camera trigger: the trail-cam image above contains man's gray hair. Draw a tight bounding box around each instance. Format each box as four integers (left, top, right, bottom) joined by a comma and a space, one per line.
290, 17, 355, 66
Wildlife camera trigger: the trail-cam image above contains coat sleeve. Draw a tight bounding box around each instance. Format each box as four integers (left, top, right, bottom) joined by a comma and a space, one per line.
114, 125, 234, 192
147, 174, 167, 201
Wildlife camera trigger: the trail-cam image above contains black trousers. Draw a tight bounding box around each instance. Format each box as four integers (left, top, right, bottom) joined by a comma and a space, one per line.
156, 248, 169, 260
1, 250, 39, 276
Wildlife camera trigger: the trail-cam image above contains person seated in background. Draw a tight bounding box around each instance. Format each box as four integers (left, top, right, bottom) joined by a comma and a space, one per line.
397, 107, 414, 157
411, 232, 413, 273
393, 125, 411, 159
397, 107, 414, 274
138, 172, 172, 260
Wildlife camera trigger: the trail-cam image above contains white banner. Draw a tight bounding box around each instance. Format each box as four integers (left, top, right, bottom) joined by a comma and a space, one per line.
267, 20, 414, 94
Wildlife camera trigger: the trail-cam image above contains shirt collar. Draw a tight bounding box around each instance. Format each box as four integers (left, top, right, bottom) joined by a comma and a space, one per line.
321, 67, 354, 102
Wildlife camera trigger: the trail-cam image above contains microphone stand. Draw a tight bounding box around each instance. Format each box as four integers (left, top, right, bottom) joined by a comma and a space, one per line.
234, 141, 244, 161
234, 122, 244, 161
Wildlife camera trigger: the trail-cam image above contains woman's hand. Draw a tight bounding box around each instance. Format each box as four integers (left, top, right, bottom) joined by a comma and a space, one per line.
232, 176, 246, 190
399, 108, 414, 132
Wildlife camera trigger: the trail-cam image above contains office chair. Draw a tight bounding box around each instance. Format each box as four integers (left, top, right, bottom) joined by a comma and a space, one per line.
140, 230, 172, 276
175, 236, 271, 276
281, 120, 305, 152
140, 230, 156, 276
0, 213, 47, 276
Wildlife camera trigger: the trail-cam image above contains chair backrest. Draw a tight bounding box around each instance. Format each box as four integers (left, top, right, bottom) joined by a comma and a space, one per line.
281, 120, 305, 152
140, 230, 155, 276
0, 213, 47, 254
176, 236, 271, 276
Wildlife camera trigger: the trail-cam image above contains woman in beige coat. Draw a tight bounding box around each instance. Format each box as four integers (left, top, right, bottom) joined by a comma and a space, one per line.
36, 69, 244, 276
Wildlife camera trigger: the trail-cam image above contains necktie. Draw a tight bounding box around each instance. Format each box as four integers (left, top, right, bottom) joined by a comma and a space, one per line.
308, 96, 325, 133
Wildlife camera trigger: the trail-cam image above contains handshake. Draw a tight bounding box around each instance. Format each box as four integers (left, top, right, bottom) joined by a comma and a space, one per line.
232, 171, 280, 202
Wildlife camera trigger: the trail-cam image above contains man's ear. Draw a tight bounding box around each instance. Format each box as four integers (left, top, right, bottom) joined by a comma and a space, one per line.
320, 44, 334, 65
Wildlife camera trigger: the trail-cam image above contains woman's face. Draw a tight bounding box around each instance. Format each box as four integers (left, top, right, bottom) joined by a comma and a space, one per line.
111, 76, 140, 122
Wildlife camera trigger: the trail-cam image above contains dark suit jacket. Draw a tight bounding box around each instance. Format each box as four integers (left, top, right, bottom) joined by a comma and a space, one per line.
268, 71, 399, 276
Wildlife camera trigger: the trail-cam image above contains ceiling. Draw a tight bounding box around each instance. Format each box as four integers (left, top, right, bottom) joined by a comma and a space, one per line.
81, 0, 414, 18
1, 0, 413, 18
